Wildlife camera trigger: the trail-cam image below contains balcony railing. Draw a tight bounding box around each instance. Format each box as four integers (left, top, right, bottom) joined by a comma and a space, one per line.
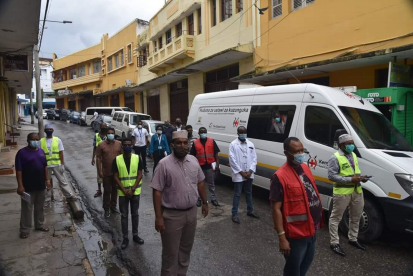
147, 33, 195, 73
51, 73, 102, 90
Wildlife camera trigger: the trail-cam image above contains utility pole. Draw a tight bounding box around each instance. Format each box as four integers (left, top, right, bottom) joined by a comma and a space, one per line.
34, 44, 44, 137
29, 90, 34, 124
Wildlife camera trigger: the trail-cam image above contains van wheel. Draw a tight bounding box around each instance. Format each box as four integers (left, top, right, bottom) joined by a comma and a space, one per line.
338, 196, 383, 242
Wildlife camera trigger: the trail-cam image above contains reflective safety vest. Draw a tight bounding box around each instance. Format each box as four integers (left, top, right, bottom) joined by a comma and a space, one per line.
95, 133, 105, 147
116, 154, 142, 196
275, 163, 325, 239
333, 151, 362, 195
40, 137, 61, 166
194, 138, 215, 166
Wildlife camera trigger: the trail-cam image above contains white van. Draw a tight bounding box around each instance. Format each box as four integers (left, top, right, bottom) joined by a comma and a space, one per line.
187, 83, 413, 241
111, 111, 152, 138
85, 107, 133, 126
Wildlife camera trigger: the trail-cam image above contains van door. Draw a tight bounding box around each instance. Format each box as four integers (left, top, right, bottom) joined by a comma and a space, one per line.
115, 113, 125, 137
122, 115, 130, 138
297, 103, 350, 210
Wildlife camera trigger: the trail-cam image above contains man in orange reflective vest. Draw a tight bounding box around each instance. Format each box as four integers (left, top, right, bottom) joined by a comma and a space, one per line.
270, 137, 324, 276
190, 127, 221, 207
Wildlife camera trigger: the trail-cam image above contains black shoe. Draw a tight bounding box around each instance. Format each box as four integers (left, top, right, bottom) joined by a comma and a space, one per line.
247, 212, 260, 219
348, 240, 366, 251
211, 200, 220, 207
330, 244, 346, 256
104, 209, 111, 218
232, 216, 240, 224
110, 207, 120, 214
196, 198, 202, 207
121, 238, 129, 249
144, 168, 149, 173
133, 235, 144, 245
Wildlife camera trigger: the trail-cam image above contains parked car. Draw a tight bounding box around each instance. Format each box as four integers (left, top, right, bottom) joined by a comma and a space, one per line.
46, 109, 60, 120
85, 106, 133, 126
141, 120, 164, 142
111, 111, 151, 138
69, 111, 81, 124
60, 109, 72, 121
92, 115, 113, 133
35, 109, 48, 119
78, 111, 87, 126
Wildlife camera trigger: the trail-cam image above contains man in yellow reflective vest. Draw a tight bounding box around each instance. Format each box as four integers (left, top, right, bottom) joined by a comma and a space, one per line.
113, 138, 144, 249
328, 134, 368, 256
91, 122, 107, 197
40, 124, 74, 200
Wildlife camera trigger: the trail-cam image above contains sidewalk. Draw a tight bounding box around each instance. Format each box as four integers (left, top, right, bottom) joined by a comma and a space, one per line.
0, 118, 93, 276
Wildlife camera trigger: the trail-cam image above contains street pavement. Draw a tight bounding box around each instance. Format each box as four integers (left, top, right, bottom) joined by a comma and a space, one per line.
51, 119, 413, 276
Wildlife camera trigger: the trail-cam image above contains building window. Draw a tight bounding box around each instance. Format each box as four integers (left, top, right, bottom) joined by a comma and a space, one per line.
221, 0, 232, 21
88, 64, 92, 75
93, 60, 101, 73
127, 44, 132, 63
78, 65, 85, 77
176, 22, 182, 37
212, 0, 217, 26
138, 48, 148, 68
292, 0, 315, 10
154, 41, 158, 52
188, 14, 194, 35
115, 53, 119, 68
108, 57, 113, 72
159, 37, 163, 49
237, 0, 243, 13
69, 68, 76, 79
272, 0, 282, 18
198, 9, 202, 34
166, 29, 172, 44
120, 49, 124, 67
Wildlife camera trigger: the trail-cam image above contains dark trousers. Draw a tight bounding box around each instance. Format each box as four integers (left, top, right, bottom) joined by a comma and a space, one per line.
284, 234, 317, 276
153, 151, 166, 173
119, 195, 140, 238
103, 176, 118, 210
232, 178, 254, 216
134, 146, 147, 168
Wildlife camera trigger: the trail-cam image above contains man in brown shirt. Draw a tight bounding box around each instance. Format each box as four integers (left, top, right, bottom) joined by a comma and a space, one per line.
96, 127, 123, 218
151, 130, 208, 276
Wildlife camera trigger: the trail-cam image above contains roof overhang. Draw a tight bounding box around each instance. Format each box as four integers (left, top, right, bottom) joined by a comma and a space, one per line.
232, 43, 413, 84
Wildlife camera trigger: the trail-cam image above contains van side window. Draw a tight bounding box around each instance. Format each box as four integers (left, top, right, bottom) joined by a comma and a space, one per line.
117, 114, 124, 122
124, 115, 129, 124
305, 106, 345, 147
247, 105, 296, 142
113, 113, 119, 121
87, 109, 95, 115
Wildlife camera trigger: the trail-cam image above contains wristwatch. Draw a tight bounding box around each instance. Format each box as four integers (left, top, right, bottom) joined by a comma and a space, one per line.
202, 201, 209, 205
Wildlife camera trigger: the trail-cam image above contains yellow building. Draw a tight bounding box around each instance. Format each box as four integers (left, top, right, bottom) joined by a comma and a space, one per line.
232, 0, 413, 89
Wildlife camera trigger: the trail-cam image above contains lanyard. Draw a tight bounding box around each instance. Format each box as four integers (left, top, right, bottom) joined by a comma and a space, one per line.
158, 135, 162, 146
138, 129, 142, 138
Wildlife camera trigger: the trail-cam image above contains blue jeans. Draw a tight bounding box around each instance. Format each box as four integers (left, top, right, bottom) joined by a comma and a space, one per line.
284, 234, 317, 276
232, 178, 254, 216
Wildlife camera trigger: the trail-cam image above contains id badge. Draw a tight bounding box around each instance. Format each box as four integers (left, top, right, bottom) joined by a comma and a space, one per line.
158, 146, 162, 149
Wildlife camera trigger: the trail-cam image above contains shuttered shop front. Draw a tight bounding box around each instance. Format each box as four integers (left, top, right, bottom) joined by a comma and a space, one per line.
169, 79, 188, 124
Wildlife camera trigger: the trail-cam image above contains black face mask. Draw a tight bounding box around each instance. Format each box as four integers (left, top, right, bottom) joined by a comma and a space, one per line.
100, 128, 107, 134
173, 144, 189, 158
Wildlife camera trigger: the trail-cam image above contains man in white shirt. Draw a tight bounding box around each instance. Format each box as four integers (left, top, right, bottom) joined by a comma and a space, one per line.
229, 126, 259, 224
131, 121, 149, 173
93, 111, 98, 120
175, 118, 184, 131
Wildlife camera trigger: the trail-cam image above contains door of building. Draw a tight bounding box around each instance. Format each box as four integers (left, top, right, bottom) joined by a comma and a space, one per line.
147, 95, 160, 120
170, 80, 188, 124
110, 94, 119, 107
125, 91, 135, 111
68, 100, 76, 110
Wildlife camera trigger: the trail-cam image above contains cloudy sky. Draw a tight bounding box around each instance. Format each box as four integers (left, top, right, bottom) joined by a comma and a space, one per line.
39, 0, 165, 59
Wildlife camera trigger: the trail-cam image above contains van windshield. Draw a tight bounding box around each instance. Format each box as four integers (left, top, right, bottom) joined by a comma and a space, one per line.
339, 106, 413, 151
122, 107, 133, 112
130, 115, 152, 125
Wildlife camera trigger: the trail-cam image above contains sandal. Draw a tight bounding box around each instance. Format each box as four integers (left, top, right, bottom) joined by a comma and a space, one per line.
20, 233, 29, 239
35, 226, 49, 232
94, 190, 102, 197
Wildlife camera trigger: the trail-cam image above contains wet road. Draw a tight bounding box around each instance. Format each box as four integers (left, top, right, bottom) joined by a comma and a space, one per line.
48, 119, 413, 276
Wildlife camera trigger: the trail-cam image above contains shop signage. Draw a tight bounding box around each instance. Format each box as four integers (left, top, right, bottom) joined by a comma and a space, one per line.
388, 62, 411, 87
365, 96, 392, 103
57, 89, 72, 96
3, 55, 28, 72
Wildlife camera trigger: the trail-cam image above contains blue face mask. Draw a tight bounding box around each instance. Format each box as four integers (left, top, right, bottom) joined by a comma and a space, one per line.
345, 144, 355, 153
157, 130, 162, 135
239, 134, 247, 140
200, 133, 207, 139
45, 130, 53, 136
275, 117, 281, 123
289, 152, 306, 165
29, 140, 39, 148
123, 146, 133, 154
107, 134, 115, 140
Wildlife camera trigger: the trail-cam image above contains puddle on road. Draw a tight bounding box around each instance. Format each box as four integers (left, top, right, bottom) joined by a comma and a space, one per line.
106, 263, 126, 276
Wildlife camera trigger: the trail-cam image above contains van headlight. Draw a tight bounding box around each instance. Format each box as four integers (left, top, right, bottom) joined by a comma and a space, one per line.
395, 174, 413, 196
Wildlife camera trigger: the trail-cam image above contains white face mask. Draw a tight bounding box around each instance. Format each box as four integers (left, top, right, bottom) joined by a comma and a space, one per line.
138, 125, 142, 129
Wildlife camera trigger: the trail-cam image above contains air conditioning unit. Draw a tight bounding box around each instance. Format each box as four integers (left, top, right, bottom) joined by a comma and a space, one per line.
73, 75, 77, 79
125, 79, 132, 86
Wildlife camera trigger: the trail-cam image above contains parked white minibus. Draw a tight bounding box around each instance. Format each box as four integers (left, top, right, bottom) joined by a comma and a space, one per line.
85, 107, 133, 126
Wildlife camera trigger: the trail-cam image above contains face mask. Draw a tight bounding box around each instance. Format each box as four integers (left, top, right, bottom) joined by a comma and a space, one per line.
239, 134, 247, 140
288, 152, 306, 165
45, 130, 53, 136
123, 146, 133, 154
200, 133, 207, 139
138, 125, 142, 129
107, 134, 115, 140
275, 117, 281, 123
176, 122, 182, 126
29, 140, 39, 148
165, 123, 170, 127
157, 130, 163, 135
173, 144, 189, 157
345, 144, 355, 153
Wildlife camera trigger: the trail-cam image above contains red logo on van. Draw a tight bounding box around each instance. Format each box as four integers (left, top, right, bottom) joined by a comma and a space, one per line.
233, 117, 239, 127
344, 91, 356, 99
307, 154, 318, 170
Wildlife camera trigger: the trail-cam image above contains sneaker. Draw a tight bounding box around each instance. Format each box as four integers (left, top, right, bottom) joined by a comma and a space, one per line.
94, 190, 102, 198
133, 235, 144, 244
144, 168, 149, 173
121, 238, 129, 249
211, 200, 220, 207
104, 209, 111, 218
232, 215, 240, 224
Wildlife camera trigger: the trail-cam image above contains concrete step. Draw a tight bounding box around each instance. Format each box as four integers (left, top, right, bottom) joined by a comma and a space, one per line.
1, 146, 11, 152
